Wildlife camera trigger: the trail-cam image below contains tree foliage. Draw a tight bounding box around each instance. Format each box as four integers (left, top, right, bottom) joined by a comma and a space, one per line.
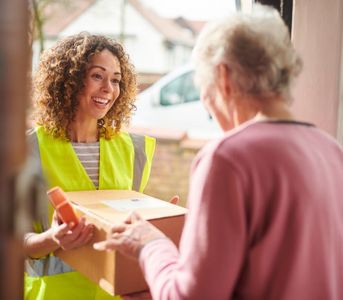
29, 0, 69, 53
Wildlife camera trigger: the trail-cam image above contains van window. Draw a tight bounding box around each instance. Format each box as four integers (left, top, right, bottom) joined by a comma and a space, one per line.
160, 71, 200, 106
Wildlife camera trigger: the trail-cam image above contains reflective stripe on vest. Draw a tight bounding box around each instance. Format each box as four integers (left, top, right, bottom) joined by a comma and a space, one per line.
129, 133, 146, 191
25, 127, 155, 278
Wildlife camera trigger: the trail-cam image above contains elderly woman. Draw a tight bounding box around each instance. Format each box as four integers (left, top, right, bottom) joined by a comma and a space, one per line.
24, 33, 155, 299
94, 5, 343, 300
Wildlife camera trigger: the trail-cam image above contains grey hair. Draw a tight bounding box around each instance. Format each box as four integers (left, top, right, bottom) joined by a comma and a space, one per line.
192, 4, 302, 101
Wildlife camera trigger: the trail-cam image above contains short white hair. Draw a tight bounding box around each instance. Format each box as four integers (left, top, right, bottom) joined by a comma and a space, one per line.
192, 4, 302, 101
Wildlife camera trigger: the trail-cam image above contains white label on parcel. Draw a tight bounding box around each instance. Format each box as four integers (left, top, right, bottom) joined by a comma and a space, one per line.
101, 197, 172, 212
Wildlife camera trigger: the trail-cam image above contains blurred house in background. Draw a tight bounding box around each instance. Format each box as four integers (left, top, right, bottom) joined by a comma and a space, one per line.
29, 0, 208, 206
32, 0, 206, 90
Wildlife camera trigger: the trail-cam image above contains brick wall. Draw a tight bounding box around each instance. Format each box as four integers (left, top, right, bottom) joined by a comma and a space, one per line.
129, 127, 209, 207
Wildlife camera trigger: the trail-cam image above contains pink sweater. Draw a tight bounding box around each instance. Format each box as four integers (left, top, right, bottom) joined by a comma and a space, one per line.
139, 120, 343, 300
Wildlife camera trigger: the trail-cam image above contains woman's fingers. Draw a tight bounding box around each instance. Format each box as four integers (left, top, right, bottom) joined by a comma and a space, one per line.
53, 222, 70, 239
169, 195, 180, 205
124, 211, 143, 224
94, 215, 166, 260
110, 224, 127, 234
93, 241, 107, 251
55, 218, 95, 250
71, 224, 95, 247
94, 238, 122, 251
62, 219, 85, 240
130, 211, 143, 223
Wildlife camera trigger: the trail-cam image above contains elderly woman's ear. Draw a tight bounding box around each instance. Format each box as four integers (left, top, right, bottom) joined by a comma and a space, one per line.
216, 63, 232, 100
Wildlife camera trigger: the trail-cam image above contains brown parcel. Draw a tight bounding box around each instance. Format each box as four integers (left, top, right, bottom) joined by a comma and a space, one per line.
55, 189, 187, 296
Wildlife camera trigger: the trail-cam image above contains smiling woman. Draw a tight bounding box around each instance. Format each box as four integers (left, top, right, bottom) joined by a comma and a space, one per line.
74, 49, 122, 139
24, 33, 156, 300
33, 33, 137, 141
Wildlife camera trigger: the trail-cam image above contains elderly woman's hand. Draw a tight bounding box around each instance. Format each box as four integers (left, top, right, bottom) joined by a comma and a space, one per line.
93, 211, 166, 260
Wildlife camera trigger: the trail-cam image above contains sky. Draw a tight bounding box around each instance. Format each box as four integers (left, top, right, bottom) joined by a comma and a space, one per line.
141, 0, 237, 20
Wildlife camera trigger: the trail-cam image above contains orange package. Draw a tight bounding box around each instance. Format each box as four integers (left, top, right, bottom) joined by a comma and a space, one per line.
47, 186, 79, 225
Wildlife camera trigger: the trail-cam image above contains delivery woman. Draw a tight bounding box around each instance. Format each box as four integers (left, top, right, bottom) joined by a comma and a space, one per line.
23, 33, 155, 300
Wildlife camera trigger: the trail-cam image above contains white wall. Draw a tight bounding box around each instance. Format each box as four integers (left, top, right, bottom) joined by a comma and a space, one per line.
291, 0, 343, 138
59, 0, 122, 36
123, 3, 173, 73
57, 0, 191, 74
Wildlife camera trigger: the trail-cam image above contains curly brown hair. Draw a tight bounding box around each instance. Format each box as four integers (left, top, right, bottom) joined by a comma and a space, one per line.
33, 32, 137, 140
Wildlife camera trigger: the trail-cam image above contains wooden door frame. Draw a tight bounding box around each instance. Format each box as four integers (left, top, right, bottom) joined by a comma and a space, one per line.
0, 1, 30, 299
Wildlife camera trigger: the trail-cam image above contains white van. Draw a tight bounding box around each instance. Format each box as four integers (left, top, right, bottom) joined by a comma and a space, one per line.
131, 64, 222, 139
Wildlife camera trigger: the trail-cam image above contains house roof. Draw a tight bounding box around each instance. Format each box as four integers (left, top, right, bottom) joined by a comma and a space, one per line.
173, 17, 207, 36
127, 0, 194, 46
42, 0, 200, 47
43, 0, 97, 37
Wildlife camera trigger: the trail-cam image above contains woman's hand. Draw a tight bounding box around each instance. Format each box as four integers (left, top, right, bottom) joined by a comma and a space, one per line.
169, 195, 180, 205
93, 211, 166, 260
51, 212, 95, 251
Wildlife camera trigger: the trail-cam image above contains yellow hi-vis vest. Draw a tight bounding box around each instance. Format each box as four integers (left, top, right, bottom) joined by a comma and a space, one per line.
24, 126, 155, 300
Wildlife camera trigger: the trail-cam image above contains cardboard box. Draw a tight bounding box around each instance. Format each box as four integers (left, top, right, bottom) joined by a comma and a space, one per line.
55, 190, 187, 296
